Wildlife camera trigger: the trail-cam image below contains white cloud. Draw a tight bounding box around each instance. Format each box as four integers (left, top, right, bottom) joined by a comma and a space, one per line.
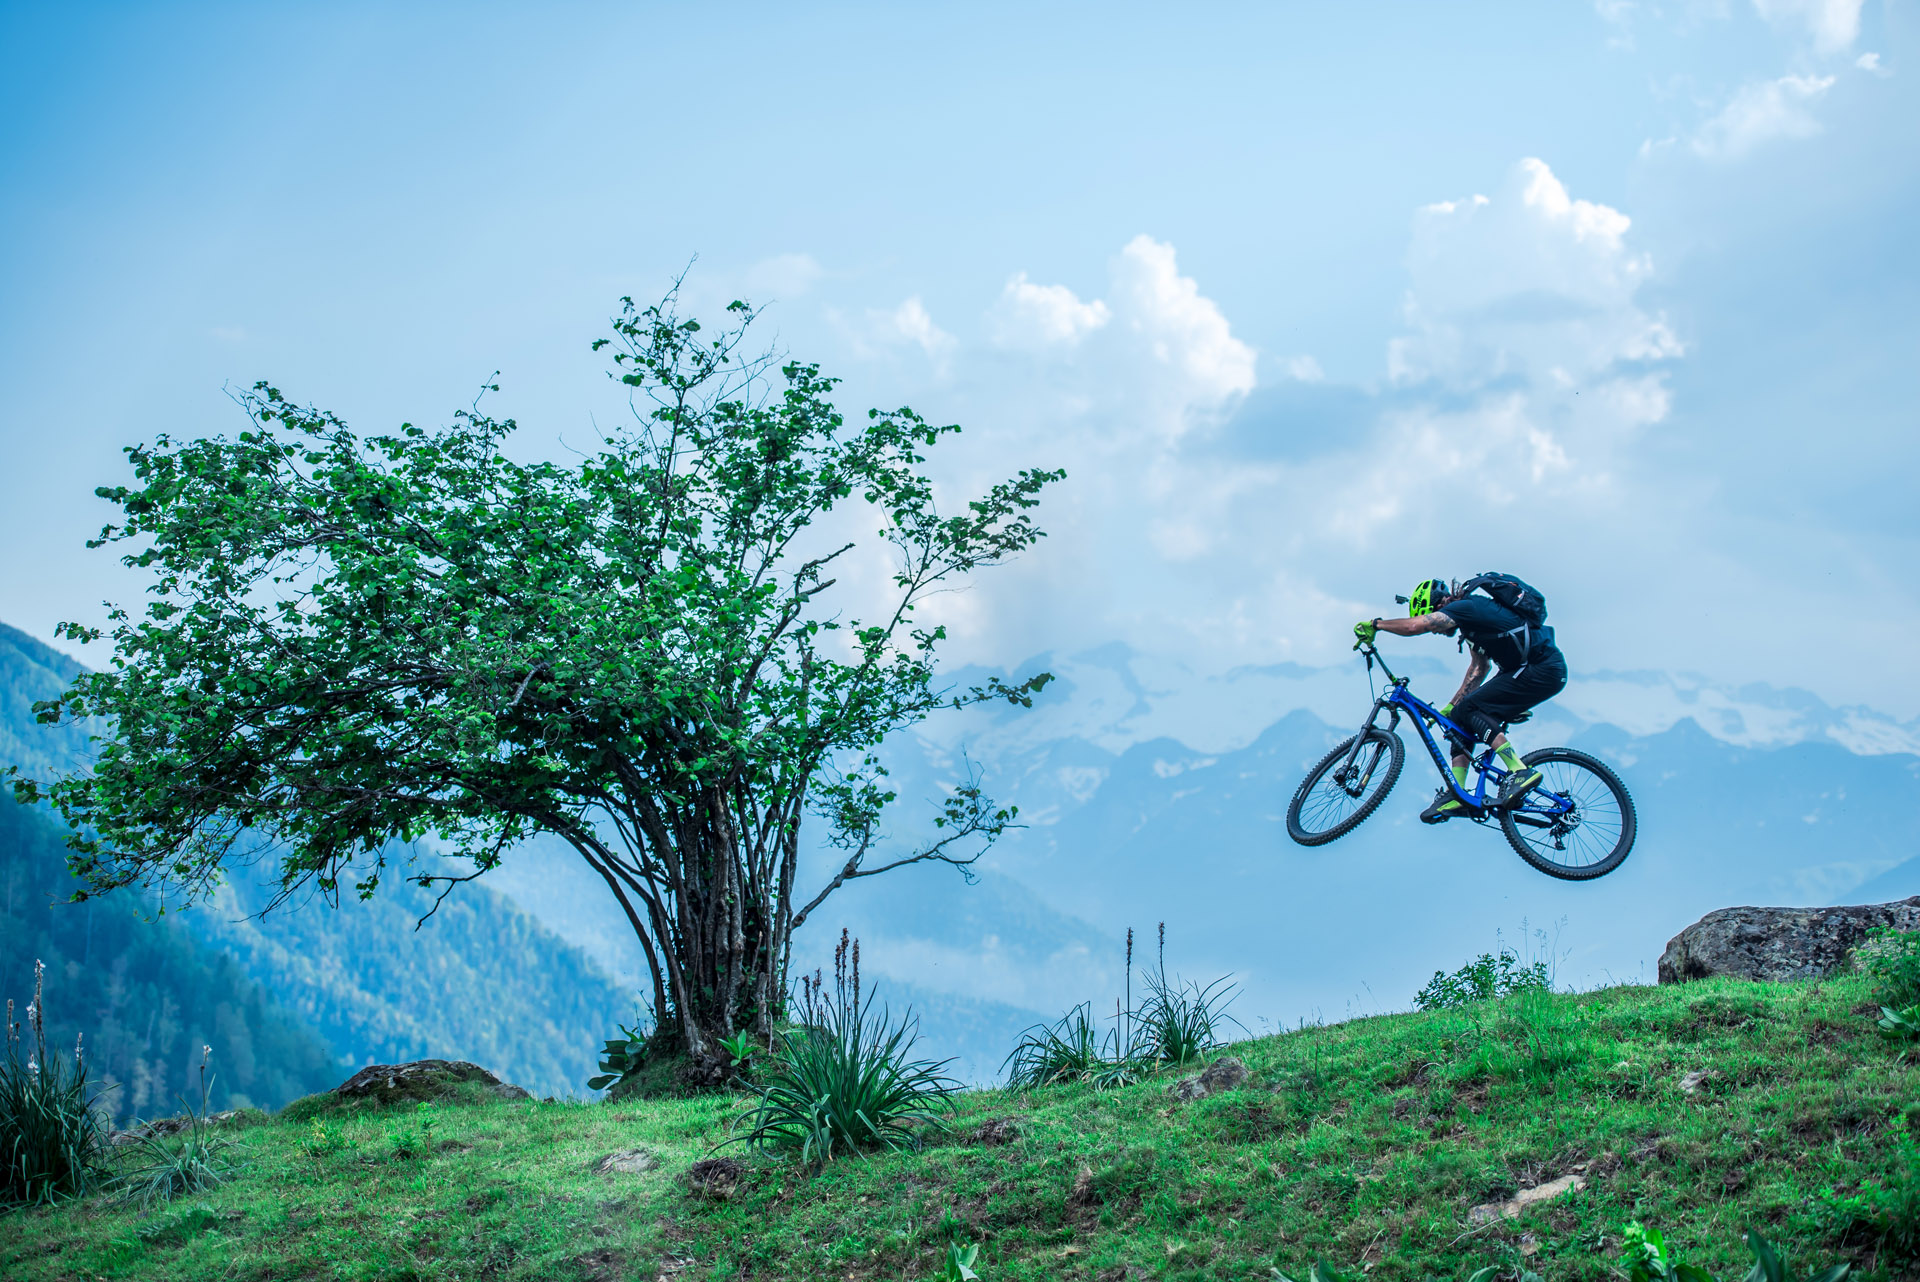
1109, 235, 1257, 409
858, 296, 956, 372
1691, 73, 1836, 159
989, 272, 1111, 348
1855, 51, 1885, 74
1751, 0, 1862, 54
1389, 158, 1679, 388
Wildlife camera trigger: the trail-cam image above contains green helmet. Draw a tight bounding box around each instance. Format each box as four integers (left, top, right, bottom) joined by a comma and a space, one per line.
1408, 576, 1451, 616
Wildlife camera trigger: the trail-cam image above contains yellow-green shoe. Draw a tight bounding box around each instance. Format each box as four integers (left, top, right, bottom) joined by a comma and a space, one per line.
1420, 788, 1479, 824
1497, 768, 1543, 808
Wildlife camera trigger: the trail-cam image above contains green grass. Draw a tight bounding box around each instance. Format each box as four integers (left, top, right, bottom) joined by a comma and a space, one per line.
3, 975, 1914, 1281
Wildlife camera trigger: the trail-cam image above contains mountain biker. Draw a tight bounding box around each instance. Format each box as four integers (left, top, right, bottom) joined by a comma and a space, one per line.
1351, 577, 1568, 824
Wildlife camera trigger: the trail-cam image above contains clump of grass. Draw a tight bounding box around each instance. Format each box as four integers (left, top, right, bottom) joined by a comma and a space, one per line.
1, 959, 114, 1207
1006, 923, 1239, 1087
114, 1046, 237, 1210
734, 931, 958, 1168
1003, 1001, 1116, 1088
1815, 1120, 1920, 1266
1136, 923, 1241, 1066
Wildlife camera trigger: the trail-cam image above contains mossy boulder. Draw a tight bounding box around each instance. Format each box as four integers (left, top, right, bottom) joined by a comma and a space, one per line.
281, 1059, 529, 1120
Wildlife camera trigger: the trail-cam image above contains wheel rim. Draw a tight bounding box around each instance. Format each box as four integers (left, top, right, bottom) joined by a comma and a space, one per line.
1296, 737, 1395, 836
1506, 758, 1627, 870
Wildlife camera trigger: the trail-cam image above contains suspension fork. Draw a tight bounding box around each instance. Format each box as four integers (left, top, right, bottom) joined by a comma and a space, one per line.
1338, 695, 1397, 775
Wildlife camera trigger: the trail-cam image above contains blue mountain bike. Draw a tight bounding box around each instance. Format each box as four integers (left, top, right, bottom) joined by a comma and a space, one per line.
1285, 640, 1636, 880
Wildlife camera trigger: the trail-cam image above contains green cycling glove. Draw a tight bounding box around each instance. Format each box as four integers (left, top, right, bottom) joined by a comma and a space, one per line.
1353, 619, 1378, 645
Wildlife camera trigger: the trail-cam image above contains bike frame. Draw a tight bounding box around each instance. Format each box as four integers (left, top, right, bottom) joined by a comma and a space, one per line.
1343, 642, 1576, 821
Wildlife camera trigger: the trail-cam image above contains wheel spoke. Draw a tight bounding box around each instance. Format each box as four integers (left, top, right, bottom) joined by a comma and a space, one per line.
1500, 750, 1634, 877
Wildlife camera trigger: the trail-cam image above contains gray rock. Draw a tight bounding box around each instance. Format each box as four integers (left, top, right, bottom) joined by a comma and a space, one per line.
112, 1108, 256, 1145
594, 1148, 658, 1175
1165, 1055, 1249, 1102
333, 1058, 530, 1105
1657, 897, 1920, 985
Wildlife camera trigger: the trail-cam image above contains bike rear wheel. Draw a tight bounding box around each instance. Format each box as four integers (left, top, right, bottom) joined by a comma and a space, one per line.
1287, 728, 1404, 846
1498, 747, 1636, 880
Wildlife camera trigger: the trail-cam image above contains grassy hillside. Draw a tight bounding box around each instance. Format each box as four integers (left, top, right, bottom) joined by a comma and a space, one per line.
7, 974, 1915, 1281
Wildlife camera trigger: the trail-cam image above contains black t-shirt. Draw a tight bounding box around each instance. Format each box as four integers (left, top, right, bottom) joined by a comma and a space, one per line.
1434, 595, 1559, 672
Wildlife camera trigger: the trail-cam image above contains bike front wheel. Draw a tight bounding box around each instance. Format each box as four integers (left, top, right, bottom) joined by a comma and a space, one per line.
1287, 727, 1404, 846
1498, 747, 1636, 880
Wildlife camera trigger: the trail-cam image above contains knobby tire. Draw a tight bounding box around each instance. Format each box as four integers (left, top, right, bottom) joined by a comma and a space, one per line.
1287, 728, 1404, 846
1498, 747, 1636, 880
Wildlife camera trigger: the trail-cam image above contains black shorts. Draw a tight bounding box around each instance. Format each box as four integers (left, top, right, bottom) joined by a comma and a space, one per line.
1451, 649, 1568, 743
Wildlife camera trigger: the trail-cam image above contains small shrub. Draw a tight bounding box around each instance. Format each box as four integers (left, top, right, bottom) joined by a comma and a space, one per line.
1416, 948, 1552, 1011
587, 1017, 653, 1093
1860, 928, 1920, 1009
298, 1117, 348, 1160
1620, 1222, 1850, 1282
735, 932, 958, 1168
385, 1111, 436, 1161
1816, 1123, 1920, 1265
2, 960, 114, 1207
114, 1047, 237, 1210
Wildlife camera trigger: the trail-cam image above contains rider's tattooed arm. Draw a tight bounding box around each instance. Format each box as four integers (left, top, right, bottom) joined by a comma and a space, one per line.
1373, 611, 1457, 637
1451, 646, 1489, 707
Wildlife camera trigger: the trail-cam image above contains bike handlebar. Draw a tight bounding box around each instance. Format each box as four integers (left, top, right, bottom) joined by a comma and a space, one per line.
1353, 639, 1402, 686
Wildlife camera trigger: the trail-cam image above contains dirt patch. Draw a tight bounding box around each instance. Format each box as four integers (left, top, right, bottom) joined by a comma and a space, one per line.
686, 1157, 746, 1202
574, 1248, 626, 1281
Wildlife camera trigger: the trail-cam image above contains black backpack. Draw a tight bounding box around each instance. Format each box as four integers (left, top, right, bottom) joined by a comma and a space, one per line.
1458, 572, 1548, 626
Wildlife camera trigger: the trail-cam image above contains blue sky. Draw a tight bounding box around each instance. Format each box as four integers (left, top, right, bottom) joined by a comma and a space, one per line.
3, 1, 1916, 718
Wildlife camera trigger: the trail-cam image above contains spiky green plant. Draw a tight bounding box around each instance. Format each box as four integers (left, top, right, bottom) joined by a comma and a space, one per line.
734, 932, 958, 1168
1003, 1002, 1120, 1089
2, 960, 114, 1207
113, 1047, 236, 1210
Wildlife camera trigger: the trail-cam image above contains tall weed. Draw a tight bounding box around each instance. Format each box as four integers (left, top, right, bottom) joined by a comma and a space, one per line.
735, 931, 958, 1168
114, 1046, 237, 1209
2, 960, 113, 1207
1005, 923, 1238, 1087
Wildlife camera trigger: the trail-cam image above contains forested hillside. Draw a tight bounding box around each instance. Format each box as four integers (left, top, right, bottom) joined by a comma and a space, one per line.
1, 793, 343, 1123
177, 850, 636, 1100
1, 621, 632, 1103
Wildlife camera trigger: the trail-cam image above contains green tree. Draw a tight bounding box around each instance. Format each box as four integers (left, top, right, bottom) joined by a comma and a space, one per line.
18, 290, 1061, 1081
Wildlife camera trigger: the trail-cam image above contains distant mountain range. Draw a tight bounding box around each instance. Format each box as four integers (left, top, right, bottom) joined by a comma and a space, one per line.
5, 621, 1915, 1097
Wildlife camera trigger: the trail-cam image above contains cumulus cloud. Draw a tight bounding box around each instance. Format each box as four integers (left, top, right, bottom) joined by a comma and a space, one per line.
1751, 0, 1862, 53
817, 169, 1691, 679
1855, 51, 1885, 74
1109, 234, 1257, 409
989, 272, 1111, 348
849, 296, 957, 373
1691, 73, 1836, 158
1390, 158, 1680, 388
